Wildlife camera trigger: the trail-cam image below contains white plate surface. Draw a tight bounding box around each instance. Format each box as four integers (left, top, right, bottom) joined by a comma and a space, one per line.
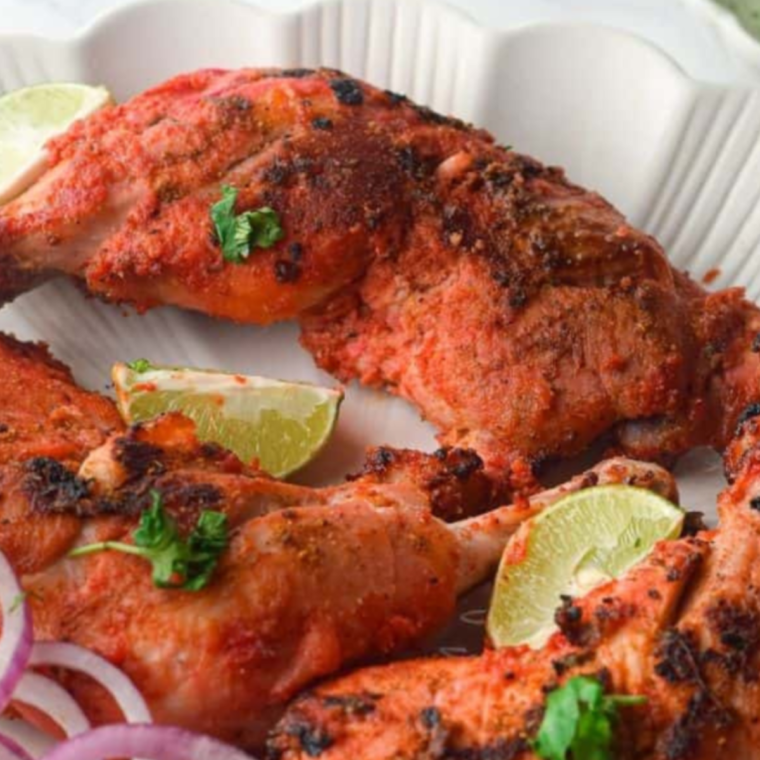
1, 0, 759, 659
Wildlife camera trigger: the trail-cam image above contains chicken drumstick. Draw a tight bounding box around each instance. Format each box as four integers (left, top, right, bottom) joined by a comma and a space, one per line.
1, 68, 758, 478
270, 415, 760, 760
0, 333, 676, 748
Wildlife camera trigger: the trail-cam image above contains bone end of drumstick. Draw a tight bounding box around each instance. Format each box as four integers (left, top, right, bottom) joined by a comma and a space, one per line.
451, 457, 677, 595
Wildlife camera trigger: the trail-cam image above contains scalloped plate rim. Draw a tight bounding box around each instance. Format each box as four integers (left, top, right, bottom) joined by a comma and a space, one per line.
0, 0, 696, 89
684, 0, 760, 69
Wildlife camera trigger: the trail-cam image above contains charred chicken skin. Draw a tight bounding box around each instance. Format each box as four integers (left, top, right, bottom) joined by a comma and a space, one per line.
270, 414, 760, 760
1, 68, 758, 477
0, 332, 676, 748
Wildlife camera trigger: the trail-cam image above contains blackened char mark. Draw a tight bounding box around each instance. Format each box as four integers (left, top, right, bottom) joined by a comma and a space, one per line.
555, 595, 596, 647
113, 436, 165, 480
658, 690, 733, 760
433, 447, 484, 480
23, 457, 146, 518
281, 718, 333, 757
281, 68, 315, 78
736, 402, 760, 434
321, 692, 379, 716
655, 628, 702, 684
362, 446, 396, 475
704, 599, 760, 678
330, 78, 364, 106
23, 457, 91, 514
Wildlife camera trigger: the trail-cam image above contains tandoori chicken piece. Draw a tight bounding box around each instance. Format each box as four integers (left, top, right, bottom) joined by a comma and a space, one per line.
0, 332, 678, 749
0, 332, 122, 467
23, 415, 673, 748
270, 413, 760, 760
0, 333, 123, 574
1, 68, 758, 478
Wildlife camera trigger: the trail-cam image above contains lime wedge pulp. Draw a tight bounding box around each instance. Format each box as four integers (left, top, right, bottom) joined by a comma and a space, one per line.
0, 83, 112, 204
113, 362, 343, 479
486, 485, 684, 650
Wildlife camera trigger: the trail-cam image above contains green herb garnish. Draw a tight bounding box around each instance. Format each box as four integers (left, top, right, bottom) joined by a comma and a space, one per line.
70, 490, 229, 591
9, 592, 27, 613
211, 185, 284, 263
126, 358, 154, 373
533, 676, 646, 760
9, 589, 42, 613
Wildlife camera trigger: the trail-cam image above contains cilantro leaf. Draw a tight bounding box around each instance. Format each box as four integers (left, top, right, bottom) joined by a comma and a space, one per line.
69, 490, 229, 591
533, 676, 646, 760
182, 510, 230, 591
126, 358, 154, 373
211, 185, 284, 263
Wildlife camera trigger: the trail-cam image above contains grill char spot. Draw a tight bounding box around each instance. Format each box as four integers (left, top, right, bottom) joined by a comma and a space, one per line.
329, 78, 364, 106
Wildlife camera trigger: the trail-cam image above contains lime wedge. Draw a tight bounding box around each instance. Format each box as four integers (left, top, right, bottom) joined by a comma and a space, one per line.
486, 485, 684, 649
0, 83, 112, 204
113, 362, 343, 478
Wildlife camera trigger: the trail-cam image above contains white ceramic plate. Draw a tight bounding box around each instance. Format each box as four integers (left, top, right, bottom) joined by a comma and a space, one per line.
686, 0, 760, 77
1, 0, 759, 659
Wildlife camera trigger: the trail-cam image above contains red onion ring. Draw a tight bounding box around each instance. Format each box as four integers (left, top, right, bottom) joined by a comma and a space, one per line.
0, 731, 32, 760
0, 552, 32, 711
29, 642, 151, 723
12, 672, 90, 737
39, 724, 254, 760
0, 717, 55, 758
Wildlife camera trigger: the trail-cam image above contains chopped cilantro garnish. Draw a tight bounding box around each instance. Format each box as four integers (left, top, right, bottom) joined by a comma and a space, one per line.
9, 592, 26, 613
533, 676, 646, 760
211, 185, 284, 263
70, 490, 228, 591
126, 358, 154, 373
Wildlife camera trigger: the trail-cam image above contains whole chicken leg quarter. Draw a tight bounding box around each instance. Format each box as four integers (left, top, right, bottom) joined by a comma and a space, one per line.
1, 68, 759, 477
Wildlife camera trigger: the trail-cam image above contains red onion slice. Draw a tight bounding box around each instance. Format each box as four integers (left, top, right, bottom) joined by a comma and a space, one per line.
0, 731, 32, 760
0, 717, 55, 758
39, 724, 254, 760
0, 552, 32, 712
29, 643, 151, 723
12, 672, 90, 737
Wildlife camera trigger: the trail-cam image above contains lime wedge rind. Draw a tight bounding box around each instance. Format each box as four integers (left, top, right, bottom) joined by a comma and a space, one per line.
486, 485, 684, 650
113, 363, 343, 479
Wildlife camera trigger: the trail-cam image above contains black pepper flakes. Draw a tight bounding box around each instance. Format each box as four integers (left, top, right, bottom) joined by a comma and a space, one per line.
263, 159, 291, 186
753, 332, 760, 353
274, 259, 301, 284
288, 242, 304, 261
509, 289, 528, 309
311, 117, 333, 130
419, 706, 442, 730
330, 78, 364, 106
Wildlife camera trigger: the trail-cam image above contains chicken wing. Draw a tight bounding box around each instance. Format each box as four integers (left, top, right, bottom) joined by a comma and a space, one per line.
1, 68, 758, 477
269, 413, 760, 760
